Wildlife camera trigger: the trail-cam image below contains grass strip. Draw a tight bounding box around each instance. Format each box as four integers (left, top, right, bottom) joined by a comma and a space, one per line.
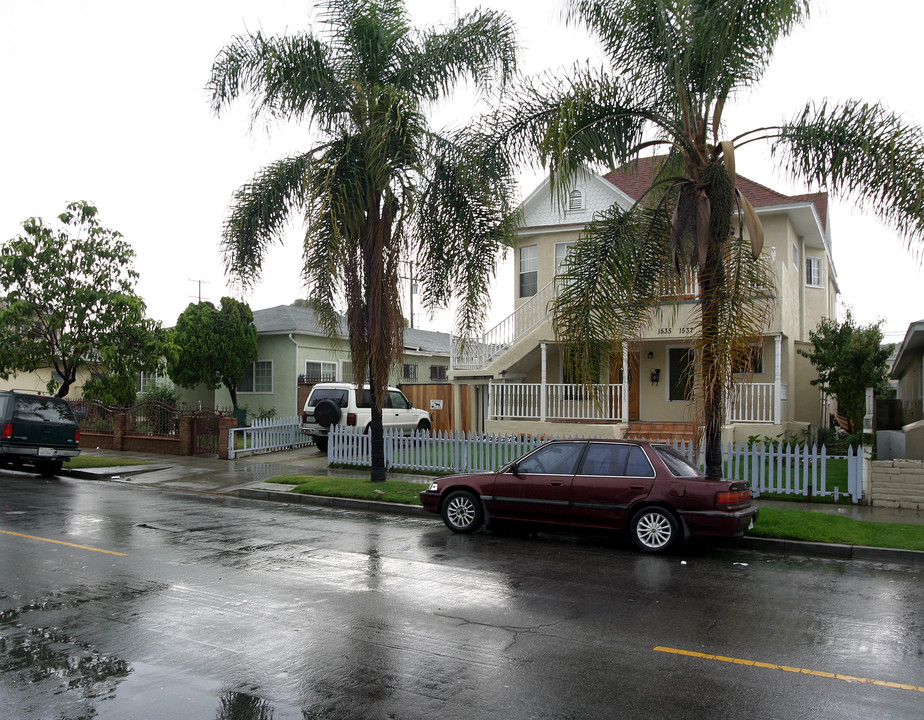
68, 456, 153, 469
267, 475, 425, 505
750, 508, 924, 551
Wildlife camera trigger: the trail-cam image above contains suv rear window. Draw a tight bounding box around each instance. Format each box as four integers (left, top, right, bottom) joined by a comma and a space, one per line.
12, 396, 77, 424
308, 389, 349, 408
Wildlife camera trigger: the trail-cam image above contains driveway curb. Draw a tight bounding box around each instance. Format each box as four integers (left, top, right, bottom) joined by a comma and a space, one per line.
238, 488, 924, 567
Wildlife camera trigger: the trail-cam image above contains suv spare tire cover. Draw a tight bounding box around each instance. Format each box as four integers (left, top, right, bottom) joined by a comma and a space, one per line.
313, 399, 342, 428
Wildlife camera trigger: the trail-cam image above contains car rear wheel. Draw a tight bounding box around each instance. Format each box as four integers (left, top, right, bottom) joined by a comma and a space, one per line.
630, 507, 679, 553
313, 436, 328, 453
441, 490, 484, 533
37, 460, 63, 478
313, 399, 341, 428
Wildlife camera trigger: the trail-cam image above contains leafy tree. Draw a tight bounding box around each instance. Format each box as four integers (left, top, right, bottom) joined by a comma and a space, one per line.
493, 0, 924, 477
167, 297, 258, 410
208, 0, 519, 480
799, 311, 892, 434
0, 201, 167, 398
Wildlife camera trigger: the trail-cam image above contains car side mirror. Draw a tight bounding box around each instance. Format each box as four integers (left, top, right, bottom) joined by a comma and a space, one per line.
509, 461, 521, 476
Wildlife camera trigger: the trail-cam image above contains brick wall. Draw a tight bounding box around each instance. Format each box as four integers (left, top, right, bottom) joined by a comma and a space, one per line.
869, 460, 924, 510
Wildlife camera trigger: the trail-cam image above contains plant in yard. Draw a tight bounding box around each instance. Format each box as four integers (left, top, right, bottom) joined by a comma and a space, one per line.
492, 0, 924, 478
207, 0, 519, 480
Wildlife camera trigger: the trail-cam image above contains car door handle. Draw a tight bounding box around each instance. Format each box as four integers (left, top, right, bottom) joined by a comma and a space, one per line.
630, 484, 645, 490
550, 481, 563, 486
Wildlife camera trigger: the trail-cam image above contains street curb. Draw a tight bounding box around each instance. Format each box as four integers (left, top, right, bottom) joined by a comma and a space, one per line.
238, 488, 430, 517
238, 488, 924, 567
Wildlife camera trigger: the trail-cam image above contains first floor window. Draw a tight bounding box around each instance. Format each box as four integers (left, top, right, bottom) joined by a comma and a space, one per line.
519, 245, 538, 297
430, 365, 448, 381
239, 360, 273, 393
806, 257, 822, 287
304, 360, 336, 383
403, 363, 418, 380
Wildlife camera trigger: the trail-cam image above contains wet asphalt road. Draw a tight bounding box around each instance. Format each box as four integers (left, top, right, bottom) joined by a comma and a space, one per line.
1, 472, 923, 720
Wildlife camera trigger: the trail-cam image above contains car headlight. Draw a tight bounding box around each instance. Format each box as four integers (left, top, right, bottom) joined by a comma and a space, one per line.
427, 482, 439, 492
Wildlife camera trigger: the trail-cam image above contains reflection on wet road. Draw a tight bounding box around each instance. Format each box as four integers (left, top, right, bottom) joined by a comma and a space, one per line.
1, 473, 922, 719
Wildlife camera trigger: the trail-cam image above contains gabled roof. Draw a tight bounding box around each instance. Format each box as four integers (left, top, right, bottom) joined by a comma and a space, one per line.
252, 304, 450, 354
890, 320, 924, 379
603, 155, 829, 233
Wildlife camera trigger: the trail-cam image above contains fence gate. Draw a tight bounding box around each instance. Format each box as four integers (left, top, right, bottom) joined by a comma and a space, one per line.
192, 410, 221, 455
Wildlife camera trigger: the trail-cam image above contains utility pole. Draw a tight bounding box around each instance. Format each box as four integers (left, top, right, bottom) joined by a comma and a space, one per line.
400, 262, 417, 328
188, 278, 209, 303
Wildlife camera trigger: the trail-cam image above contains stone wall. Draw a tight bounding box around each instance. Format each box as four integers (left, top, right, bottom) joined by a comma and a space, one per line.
869, 459, 924, 510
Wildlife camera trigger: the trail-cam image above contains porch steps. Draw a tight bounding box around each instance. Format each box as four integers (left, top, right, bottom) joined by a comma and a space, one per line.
624, 422, 700, 445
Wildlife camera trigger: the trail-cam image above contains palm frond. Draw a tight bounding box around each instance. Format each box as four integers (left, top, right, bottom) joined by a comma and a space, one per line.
776, 99, 924, 244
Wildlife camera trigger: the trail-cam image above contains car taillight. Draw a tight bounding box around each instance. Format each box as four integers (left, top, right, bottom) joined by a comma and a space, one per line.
75, 429, 80, 445
2, 423, 12, 440
302, 412, 308, 423
347, 413, 357, 426
717, 489, 751, 505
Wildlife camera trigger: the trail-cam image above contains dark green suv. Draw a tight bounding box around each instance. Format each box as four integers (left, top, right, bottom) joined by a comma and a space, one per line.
0, 391, 81, 477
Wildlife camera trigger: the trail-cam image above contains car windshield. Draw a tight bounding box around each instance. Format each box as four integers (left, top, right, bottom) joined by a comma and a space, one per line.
12, 396, 77, 424
309, 389, 349, 408
652, 444, 701, 477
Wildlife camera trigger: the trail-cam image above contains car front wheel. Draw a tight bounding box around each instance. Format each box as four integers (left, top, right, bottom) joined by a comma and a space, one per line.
630, 507, 679, 553
441, 490, 484, 533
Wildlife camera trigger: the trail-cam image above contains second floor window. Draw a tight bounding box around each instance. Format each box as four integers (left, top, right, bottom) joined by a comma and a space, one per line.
430, 365, 448, 381
519, 245, 538, 297
403, 363, 418, 380
805, 257, 822, 287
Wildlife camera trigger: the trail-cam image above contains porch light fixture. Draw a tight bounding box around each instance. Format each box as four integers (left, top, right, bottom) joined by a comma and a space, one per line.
647, 352, 654, 359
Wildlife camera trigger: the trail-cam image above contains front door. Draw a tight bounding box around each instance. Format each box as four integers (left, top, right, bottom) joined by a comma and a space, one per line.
610, 352, 640, 421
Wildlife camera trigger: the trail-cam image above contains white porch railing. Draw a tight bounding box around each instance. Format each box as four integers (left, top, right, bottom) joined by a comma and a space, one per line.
727, 383, 776, 423
489, 383, 624, 422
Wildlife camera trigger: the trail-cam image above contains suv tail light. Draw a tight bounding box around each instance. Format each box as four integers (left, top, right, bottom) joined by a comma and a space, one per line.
2, 423, 12, 440
347, 413, 357, 427
302, 412, 308, 423
716, 489, 751, 506
75, 429, 80, 445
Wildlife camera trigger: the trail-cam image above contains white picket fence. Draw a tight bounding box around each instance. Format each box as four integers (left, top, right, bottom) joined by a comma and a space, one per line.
228, 416, 312, 459
327, 426, 864, 503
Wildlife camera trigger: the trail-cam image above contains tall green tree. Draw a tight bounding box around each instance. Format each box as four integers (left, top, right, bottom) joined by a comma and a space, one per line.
208, 0, 519, 480
0, 201, 166, 398
494, 0, 924, 477
167, 298, 258, 410
799, 311, 892, 434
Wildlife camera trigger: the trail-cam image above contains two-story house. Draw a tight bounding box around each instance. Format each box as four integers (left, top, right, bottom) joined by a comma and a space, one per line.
450, 157, 839, 444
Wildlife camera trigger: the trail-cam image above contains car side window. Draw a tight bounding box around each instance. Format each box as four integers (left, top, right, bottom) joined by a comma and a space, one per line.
516, 443, 585, 475
580, 444, 655, 477
389, 390, 410, 409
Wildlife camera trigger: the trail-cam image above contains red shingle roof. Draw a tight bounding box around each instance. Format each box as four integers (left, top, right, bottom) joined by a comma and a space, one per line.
602, 155, 828, 230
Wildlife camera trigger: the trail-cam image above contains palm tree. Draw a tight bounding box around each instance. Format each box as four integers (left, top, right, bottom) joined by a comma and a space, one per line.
208, 0, 519, 480
493, 0, 924, 478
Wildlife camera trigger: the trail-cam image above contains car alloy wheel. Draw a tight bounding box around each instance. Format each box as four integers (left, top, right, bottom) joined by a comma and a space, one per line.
631, 507, 678, 553
441, 490, 484, 533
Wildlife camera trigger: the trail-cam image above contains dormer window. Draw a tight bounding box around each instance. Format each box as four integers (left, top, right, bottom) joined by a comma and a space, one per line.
568, 189, 584, 212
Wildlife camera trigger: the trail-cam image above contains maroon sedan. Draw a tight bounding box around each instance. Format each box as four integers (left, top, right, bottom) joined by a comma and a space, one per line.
419, 439, 758, 553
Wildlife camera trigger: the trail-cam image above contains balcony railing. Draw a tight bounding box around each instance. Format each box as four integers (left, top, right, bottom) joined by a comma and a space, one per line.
489, 383, 624, 422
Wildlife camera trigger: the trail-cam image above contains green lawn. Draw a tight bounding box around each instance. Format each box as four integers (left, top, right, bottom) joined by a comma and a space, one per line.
68, 456, 153, 469
750, 507, 924, 551
267, 475, 426, 505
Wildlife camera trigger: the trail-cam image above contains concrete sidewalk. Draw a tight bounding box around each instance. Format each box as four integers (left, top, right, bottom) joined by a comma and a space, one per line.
62, 447, 924, 566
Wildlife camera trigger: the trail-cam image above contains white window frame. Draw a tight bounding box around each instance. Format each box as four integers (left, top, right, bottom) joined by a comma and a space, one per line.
304, 360, 337, 383
519, 245, 538, 298
567, 189, 584, 212
240, 360, 273, 394
805, 257, 823, 287
792, 241, 799, 268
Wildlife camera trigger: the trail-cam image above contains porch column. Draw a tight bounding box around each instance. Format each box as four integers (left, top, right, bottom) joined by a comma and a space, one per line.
622, 345, 629, 422
774, 334, 783, 425
540, 342, 547, 422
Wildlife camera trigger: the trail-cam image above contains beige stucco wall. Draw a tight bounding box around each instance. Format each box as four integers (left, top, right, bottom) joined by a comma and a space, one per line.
0, 366, 94, 398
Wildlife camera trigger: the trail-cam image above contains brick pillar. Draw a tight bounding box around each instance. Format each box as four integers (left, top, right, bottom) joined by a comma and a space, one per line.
113, 413, 127, 451
179, 416, 193, 456
218, 416, 238, 460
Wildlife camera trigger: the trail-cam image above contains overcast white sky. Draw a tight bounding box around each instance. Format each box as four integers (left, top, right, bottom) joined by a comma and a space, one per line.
1, 0, 922, 343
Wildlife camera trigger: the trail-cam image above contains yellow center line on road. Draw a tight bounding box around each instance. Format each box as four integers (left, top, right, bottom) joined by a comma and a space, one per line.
654, 646, 924, 694
0, 530, 127, 557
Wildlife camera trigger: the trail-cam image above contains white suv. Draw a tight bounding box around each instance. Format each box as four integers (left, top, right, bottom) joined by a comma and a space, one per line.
300, 382, 432, 452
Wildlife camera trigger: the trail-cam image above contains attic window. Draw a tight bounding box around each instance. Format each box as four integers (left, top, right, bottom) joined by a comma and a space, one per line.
568, 189, 584, 212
